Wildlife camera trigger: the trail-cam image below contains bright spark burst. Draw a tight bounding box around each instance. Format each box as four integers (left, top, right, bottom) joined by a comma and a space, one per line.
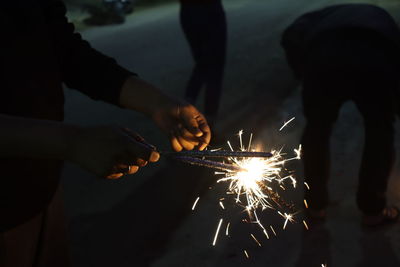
215, 130, 301, 233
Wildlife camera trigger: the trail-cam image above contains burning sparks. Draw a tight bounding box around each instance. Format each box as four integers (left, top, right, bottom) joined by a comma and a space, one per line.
278, 211, 295, 230
279, 117, 295, 131
303, 199, 309, 209
243, 250, 250, 259
270, 225, 277, 236
185, 128, 302, 250
304, 182, 310, 190
192, 197, 200, 211
225, 222, 230, 236
250, 234, 262, 247
212, 219, 223, 246
215, 130, 301, 234
302, 220, 309, 230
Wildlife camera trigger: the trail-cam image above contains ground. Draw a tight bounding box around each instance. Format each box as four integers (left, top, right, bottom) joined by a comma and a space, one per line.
62, 0, 400, 266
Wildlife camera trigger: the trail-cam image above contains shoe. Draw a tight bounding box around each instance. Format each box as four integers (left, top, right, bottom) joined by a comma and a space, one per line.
362, 206, 399, 227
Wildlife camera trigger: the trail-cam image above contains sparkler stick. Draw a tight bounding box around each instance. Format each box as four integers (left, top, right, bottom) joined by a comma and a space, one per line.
173, 156, 244, 172
163, 150, 273, 158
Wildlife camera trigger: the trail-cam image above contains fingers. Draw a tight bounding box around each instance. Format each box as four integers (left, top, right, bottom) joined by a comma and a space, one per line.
106, 164, 140, 179
179, 105, 212, 150
181, 106, 204, 137
125, 136, 160, 163
106, 173, 124, 179
170, 135, 183, 152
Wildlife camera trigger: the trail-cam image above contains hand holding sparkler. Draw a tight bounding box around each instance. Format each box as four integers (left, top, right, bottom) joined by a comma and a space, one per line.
119, 76, 211, 152
68, 126, 159, 179
151, 101, 211, 152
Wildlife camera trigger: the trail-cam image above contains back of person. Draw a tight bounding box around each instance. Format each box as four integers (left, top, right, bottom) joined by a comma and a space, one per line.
281, 4, 400, 226
281, 4, 400, 80
304, 28, 400, 96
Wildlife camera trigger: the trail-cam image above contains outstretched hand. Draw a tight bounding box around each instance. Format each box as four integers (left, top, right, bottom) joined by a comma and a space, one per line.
152, 101, 211, 151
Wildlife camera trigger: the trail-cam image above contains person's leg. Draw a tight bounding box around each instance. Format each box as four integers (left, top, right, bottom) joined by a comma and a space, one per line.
180, 6, 206, 104
353, 79, 397, 218
301, 74, 344, 214
203, 8, 227, 125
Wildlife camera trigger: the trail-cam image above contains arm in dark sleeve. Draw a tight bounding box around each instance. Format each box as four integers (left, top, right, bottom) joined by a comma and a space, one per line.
42, 0, 135, 105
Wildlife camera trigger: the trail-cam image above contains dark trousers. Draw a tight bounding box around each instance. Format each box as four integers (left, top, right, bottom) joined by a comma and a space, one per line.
180, 1, 227, 121
300, 32, 399, 215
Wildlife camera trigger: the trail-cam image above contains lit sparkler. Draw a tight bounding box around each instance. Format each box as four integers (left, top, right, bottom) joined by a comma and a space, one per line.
170, 128, 302, 249
214, 130, 301, 234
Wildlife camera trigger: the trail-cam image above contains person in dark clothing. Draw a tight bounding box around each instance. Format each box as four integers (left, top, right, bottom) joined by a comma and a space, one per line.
0, 1, 211, 266
180, 0, 227, 128
281, 4, 400, 227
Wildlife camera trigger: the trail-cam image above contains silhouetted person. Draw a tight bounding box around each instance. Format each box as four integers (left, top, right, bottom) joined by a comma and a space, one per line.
180, 0, 227, 128
0, 1, 210, 266
281, 4, 400, 227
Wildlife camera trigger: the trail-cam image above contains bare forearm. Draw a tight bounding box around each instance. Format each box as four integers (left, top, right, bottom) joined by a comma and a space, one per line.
118, 76, 175, 117
0, 114, 79, 160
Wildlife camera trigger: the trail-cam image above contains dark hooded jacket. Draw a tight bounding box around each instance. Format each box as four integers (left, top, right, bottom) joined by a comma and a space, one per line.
0, 0, 133, 231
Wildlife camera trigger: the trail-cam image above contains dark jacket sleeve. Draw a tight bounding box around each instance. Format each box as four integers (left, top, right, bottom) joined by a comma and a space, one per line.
42, 0, 135, 105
